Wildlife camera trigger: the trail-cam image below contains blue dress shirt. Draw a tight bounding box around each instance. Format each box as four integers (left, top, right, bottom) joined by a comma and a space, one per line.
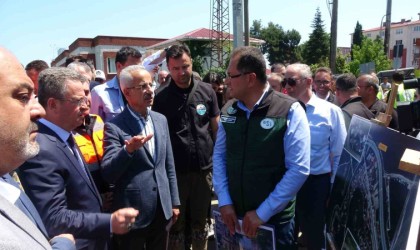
213, 86, 311, 222
305, 94, 347, 183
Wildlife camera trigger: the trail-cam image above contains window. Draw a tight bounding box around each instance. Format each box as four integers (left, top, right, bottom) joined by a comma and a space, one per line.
107, 58, 116, 74
396, 29, 403, 35
414, 26, 420, 32
396, 40, 403, 45
379, 30, 385, 37
366, 33, 372, 38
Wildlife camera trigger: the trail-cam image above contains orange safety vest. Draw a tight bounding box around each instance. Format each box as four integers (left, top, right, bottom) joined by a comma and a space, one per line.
74, 114, 104, 172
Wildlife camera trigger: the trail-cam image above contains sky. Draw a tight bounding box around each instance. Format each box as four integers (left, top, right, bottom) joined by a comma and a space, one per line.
1, 0, 419, 66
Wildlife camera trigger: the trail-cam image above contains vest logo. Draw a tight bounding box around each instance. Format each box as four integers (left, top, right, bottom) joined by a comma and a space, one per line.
260, 118, 274, 129
196, 104, 206, 116
227, 106, 237, 115
221, 115, 236, 123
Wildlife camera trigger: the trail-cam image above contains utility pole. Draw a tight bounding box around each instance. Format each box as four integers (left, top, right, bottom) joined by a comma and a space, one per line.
244, 0, 249, 46
384, 0, 392, 57
232, 0, 244, 48
329, 0, 338, 73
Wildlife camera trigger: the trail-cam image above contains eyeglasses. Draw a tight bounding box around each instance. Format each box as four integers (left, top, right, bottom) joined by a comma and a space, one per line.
281, 78, 305, 88
226, 72, 252, 79
127, 82, 154, 90
314, 80, 331, 86
59, 96, 88, 107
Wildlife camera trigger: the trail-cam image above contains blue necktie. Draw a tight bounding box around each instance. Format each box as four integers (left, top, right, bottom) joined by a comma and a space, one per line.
67, 135, 90, 179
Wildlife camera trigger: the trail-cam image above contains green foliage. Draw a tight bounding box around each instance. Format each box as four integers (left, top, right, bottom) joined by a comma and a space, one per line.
352, 21, 363, 47
335, 51, 350, 74
348, 37, 391, 76
351, 21, 363, 60
182, 40, 212, 76
250, 20, 301, 65
301, 8, 330, 66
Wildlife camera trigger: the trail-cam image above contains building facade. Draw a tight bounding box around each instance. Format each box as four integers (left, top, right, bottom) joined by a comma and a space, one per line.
359, 18, 420, 69
51, 36, 166, 80
51, 28, 265, 79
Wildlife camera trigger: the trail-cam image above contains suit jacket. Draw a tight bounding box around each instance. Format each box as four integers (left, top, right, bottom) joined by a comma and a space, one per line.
0, 193, 51, 250
102, 107, 180, 229
18, 122, 111, 250
0, 175, 75, 250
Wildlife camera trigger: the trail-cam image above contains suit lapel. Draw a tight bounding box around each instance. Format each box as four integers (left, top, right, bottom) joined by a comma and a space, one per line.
0, 194, 50, 249
122, 108, 155, 164
39, 123, 102, 204
1, 174, 49, 238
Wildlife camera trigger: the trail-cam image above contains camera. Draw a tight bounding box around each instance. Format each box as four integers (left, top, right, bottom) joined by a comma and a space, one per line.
397, 78, 420, 135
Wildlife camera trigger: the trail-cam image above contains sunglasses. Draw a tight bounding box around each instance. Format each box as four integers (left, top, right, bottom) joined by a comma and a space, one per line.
281, 78, 300, 88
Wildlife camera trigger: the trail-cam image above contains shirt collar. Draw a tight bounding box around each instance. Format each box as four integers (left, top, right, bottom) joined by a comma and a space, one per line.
127, 105, 151, 122
237, 84, 270, 112
0, 176, 21, 204
39, 118, 72, 142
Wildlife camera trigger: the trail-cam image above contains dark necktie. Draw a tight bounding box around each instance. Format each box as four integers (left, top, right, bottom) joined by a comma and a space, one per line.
67, 135, 89, 179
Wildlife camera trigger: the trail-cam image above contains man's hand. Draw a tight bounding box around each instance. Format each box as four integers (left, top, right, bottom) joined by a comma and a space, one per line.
111, 208, 139, 234
172, 208, 180, 223
242, 210, 263, 238
220, 205, 240, 235
124, 134, 153, 154
50, 233, 75, 244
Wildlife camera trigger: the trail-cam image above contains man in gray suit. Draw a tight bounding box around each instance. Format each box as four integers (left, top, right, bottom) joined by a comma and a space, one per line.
0, 47, 75, 249
102, 65, 180, 249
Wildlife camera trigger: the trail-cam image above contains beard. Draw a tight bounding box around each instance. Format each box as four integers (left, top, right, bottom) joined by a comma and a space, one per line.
15, 122, 40, 161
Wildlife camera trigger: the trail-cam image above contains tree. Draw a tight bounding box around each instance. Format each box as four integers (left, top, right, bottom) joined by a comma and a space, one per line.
351, 21, 363, 60
281, 29, 302, 63
250, 20, 301, 65
348, 37, 391, 75
301, 8, 330, 66
183, 40, 212, 76
335, 51, 350, 74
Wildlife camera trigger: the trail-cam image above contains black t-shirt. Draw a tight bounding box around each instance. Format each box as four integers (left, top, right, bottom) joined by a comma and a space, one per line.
153, 77, 220, 172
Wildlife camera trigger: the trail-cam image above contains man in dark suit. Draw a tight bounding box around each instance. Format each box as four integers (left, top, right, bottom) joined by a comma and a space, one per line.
18, 67, 139, 250
0, 47, 75, 249
102, 65, 180, 250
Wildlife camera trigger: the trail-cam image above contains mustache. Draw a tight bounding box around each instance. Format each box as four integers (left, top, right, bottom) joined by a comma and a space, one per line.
29, 122, 38, 133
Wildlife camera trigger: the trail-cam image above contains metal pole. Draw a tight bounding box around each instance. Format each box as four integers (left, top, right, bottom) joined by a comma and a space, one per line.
384, 0, 392, 57
244, 0, 249, 46
329, 0, 338, 73
232, 0, 244, 48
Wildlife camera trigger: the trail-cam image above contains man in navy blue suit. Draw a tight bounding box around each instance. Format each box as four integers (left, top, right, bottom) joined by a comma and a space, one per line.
102, 65, 180, 249
0, 47, 75, 249
18, 67, 139, 250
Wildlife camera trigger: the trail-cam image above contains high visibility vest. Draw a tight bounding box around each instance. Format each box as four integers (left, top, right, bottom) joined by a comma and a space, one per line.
74, 115, 104, 172
392, 84, 416, 108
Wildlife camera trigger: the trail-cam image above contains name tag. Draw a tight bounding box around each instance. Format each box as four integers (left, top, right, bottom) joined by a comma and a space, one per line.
221, 115, 236, 124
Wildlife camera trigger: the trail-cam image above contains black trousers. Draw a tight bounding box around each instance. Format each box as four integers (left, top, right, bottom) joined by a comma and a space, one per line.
296, 173, 330, 250
113, 200, 170, 250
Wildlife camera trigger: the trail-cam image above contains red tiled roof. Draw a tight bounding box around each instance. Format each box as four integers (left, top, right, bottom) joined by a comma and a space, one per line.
147, 27, 264, 49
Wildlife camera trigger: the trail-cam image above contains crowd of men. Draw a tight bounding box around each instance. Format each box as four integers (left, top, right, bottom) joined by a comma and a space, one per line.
0, 43, 414, 250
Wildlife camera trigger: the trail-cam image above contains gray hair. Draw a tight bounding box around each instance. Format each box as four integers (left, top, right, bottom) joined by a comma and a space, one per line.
38, 67, 84, 108
287, 63, 312, 79
67, 62, 91, 82
119, 65, 146, 91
